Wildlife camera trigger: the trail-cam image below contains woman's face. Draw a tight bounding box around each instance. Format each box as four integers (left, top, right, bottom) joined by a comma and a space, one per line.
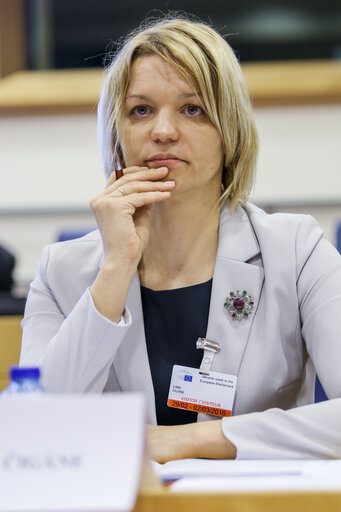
120, 55, 224, 200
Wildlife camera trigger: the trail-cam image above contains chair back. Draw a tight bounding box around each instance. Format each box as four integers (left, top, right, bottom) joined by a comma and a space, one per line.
57, 229, 92, 242
0, 315, 22, 391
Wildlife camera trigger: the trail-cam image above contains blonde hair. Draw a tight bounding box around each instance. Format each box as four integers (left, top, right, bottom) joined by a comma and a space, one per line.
97, 16, 258, 209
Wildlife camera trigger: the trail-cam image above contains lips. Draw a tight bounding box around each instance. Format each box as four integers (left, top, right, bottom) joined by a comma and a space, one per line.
146, 154, 186, 168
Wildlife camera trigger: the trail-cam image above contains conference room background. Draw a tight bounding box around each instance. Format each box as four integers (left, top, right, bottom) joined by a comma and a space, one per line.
27, 0, 341, 69
0, 0, 340, 288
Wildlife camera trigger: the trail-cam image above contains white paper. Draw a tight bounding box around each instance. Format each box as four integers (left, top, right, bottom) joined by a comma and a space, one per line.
153, 458, 341, 492
0, 394, 145, 512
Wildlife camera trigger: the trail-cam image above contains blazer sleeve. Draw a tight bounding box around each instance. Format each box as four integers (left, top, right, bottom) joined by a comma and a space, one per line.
20, 245, 132, 393
222, 215, 341, 459
222, 398, 341, 459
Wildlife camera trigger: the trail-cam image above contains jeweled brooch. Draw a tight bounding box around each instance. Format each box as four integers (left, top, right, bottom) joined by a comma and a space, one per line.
224, 290, 254, 320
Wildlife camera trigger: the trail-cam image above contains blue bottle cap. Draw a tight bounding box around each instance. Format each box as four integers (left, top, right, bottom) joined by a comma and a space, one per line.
10, 367, 41, 380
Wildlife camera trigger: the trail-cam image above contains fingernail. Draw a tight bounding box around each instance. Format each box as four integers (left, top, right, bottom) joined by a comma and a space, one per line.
157, 166, 168, 171
164, 181, 175, 184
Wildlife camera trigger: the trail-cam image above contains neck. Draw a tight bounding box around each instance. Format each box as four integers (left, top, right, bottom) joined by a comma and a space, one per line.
139, 190, 221, 290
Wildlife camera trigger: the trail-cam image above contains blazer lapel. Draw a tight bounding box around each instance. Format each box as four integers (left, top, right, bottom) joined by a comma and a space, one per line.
198, 205, 264, 421
112, 273, 157, 424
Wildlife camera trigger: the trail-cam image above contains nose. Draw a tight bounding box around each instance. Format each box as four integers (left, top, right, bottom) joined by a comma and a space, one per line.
151, 109, 179, 143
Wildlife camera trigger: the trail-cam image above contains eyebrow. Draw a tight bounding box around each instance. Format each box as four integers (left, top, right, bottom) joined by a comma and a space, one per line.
125, 92, 201, 101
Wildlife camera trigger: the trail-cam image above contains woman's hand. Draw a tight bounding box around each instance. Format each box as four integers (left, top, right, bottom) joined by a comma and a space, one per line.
89, 165, 175, 322
147, 421, 237, 464
90, 166, 175, 266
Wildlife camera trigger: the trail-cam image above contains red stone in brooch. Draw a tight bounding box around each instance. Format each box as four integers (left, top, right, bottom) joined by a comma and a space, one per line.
224, 290, 254, 320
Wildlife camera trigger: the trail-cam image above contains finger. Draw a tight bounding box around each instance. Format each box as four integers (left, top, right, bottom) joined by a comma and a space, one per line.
126, 190, 172, 208
105, 166, 155, 189
105, 170, 122, 188
90, 188, 172, 216
122, 165, 150, 175
110, 180, 175, 197
105, 166, 169, 194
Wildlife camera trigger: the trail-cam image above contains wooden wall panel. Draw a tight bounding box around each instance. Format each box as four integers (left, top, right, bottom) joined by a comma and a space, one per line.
0, 0, 26, 78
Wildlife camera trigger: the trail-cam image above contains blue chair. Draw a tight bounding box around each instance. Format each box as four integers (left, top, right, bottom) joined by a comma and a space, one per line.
337, 222, 341, 254
315, 376, 328, 402
57, 229, 93, 242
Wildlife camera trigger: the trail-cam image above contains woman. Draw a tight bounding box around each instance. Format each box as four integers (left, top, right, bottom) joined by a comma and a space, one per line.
20, 17, 341, 462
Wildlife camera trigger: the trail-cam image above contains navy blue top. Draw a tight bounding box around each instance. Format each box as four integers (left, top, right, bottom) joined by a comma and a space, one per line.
141, 279, 213, 425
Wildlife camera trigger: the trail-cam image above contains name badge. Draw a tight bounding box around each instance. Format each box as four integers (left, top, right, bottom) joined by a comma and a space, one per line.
167, 364, 237, 417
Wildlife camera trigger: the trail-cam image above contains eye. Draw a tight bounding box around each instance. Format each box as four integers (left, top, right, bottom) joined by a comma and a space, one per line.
131, 105, 151, 116
183, 104, 204, 116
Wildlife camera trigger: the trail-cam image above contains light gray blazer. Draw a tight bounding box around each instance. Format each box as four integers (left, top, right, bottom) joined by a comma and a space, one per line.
20, 203, 341, 458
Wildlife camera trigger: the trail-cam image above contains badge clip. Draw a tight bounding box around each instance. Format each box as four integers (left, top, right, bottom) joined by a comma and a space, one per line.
196, 338, 221, 375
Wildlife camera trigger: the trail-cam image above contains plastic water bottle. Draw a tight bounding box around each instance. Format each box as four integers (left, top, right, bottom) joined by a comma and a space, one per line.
1, 367, 45, 396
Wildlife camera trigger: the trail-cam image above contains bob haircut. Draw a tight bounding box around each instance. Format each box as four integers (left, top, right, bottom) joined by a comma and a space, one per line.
97, 16, 258, 209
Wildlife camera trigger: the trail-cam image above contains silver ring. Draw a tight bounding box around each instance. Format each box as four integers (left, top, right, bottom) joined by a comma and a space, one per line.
117, 186, 125, 196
